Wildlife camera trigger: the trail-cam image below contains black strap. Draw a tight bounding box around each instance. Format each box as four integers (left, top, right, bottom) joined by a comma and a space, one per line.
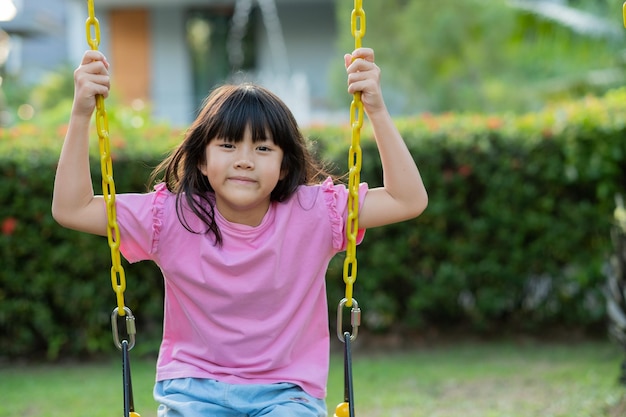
343, 331, 356, 417
121, 340, 136, 417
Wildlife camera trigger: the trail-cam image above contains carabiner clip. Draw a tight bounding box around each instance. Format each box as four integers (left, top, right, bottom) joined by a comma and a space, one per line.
337, 298, 361, 343
111, 306, 136, 351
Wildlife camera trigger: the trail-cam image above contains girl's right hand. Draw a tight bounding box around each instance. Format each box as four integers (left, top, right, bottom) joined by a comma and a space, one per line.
72, 50, 110, 117
344, 48, 385, 116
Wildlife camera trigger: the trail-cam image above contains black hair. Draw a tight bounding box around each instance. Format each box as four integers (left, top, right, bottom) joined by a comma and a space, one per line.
150, 83, 327, 245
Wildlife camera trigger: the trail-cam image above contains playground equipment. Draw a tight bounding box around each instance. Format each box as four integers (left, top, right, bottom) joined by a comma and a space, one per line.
607, 195, 626, 383
86, 1, 366, 416
334, 2, 365, 416
606, 3, 626, 386
86, 1, 139, 416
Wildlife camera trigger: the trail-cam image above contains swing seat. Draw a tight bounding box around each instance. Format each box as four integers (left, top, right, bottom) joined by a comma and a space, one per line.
334, 402, 350, 417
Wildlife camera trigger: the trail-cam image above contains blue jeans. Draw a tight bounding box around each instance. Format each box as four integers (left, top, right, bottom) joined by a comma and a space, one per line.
154, 378, 328, 417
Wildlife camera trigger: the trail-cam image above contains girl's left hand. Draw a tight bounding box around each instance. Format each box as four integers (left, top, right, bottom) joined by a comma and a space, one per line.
344, 48, 385, 115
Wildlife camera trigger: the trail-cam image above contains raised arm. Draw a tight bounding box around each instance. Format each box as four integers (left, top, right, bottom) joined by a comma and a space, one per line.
344, 48, 428, 229
51, 50, 110, 236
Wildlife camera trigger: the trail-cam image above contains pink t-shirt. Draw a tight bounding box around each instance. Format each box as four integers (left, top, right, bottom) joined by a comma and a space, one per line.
115, 177, 367, 399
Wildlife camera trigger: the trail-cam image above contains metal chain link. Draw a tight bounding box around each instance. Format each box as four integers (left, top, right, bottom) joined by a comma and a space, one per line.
342, 0, 366, 308
86, 0, 128, 318
334, 4, 366, 415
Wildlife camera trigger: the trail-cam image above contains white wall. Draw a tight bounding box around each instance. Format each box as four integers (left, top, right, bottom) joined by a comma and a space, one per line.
150, 7, 195, 125
65, 0, 341, 127
255, 1, 341, 125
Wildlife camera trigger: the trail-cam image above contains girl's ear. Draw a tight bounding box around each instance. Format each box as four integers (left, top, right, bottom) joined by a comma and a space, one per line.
198, 160, 208, 176
280, 167, 288, 180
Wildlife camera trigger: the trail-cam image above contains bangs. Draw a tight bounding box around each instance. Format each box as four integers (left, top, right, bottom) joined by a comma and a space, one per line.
205, 84, 296, 149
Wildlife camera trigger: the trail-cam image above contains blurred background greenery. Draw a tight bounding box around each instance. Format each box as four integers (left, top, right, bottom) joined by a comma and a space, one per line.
332, 0, 625, 114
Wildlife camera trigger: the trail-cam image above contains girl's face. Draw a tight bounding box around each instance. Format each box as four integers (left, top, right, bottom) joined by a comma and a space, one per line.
199, 125, 285, 227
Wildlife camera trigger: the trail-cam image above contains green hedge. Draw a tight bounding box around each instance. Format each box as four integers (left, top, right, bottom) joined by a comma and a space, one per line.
1, 90, 625, 359
316, 91, 624, 334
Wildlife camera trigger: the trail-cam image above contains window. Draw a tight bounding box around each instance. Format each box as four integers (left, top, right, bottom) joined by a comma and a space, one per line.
186, 6, 257, 110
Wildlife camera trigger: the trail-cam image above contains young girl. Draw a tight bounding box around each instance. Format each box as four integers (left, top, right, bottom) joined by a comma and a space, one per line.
52, 47, 427, 417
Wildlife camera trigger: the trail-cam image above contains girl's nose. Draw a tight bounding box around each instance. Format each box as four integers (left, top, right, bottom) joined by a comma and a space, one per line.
234, 155, 254, 169
233, 142, 255, 169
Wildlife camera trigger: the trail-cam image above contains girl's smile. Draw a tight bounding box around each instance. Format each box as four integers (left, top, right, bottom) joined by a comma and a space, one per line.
228, 175, 257, 185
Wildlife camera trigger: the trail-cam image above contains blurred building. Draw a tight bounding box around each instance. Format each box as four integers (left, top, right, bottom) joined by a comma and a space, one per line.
5, 0, 342, 126
0, 0, 68, 83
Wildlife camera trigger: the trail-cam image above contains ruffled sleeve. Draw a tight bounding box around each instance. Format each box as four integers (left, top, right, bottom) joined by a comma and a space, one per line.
321, 177, 368, 251
150, 182, 168, 255
115, 183, 169, 263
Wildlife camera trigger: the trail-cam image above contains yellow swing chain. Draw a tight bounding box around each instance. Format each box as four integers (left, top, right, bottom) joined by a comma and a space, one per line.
334, 4, 366, 417
86, 0, 136, 351
338, 0, 365, 344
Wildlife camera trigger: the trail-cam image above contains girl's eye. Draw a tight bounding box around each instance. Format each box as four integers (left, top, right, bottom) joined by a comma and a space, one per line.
220, 143, 235, 149
257, 146, 271, 152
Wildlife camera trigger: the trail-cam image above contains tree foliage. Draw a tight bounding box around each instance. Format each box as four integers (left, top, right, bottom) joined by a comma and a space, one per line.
335, 0, 625, 113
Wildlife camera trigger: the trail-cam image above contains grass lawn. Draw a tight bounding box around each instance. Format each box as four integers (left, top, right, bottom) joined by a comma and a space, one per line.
0, 339, 624, 417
